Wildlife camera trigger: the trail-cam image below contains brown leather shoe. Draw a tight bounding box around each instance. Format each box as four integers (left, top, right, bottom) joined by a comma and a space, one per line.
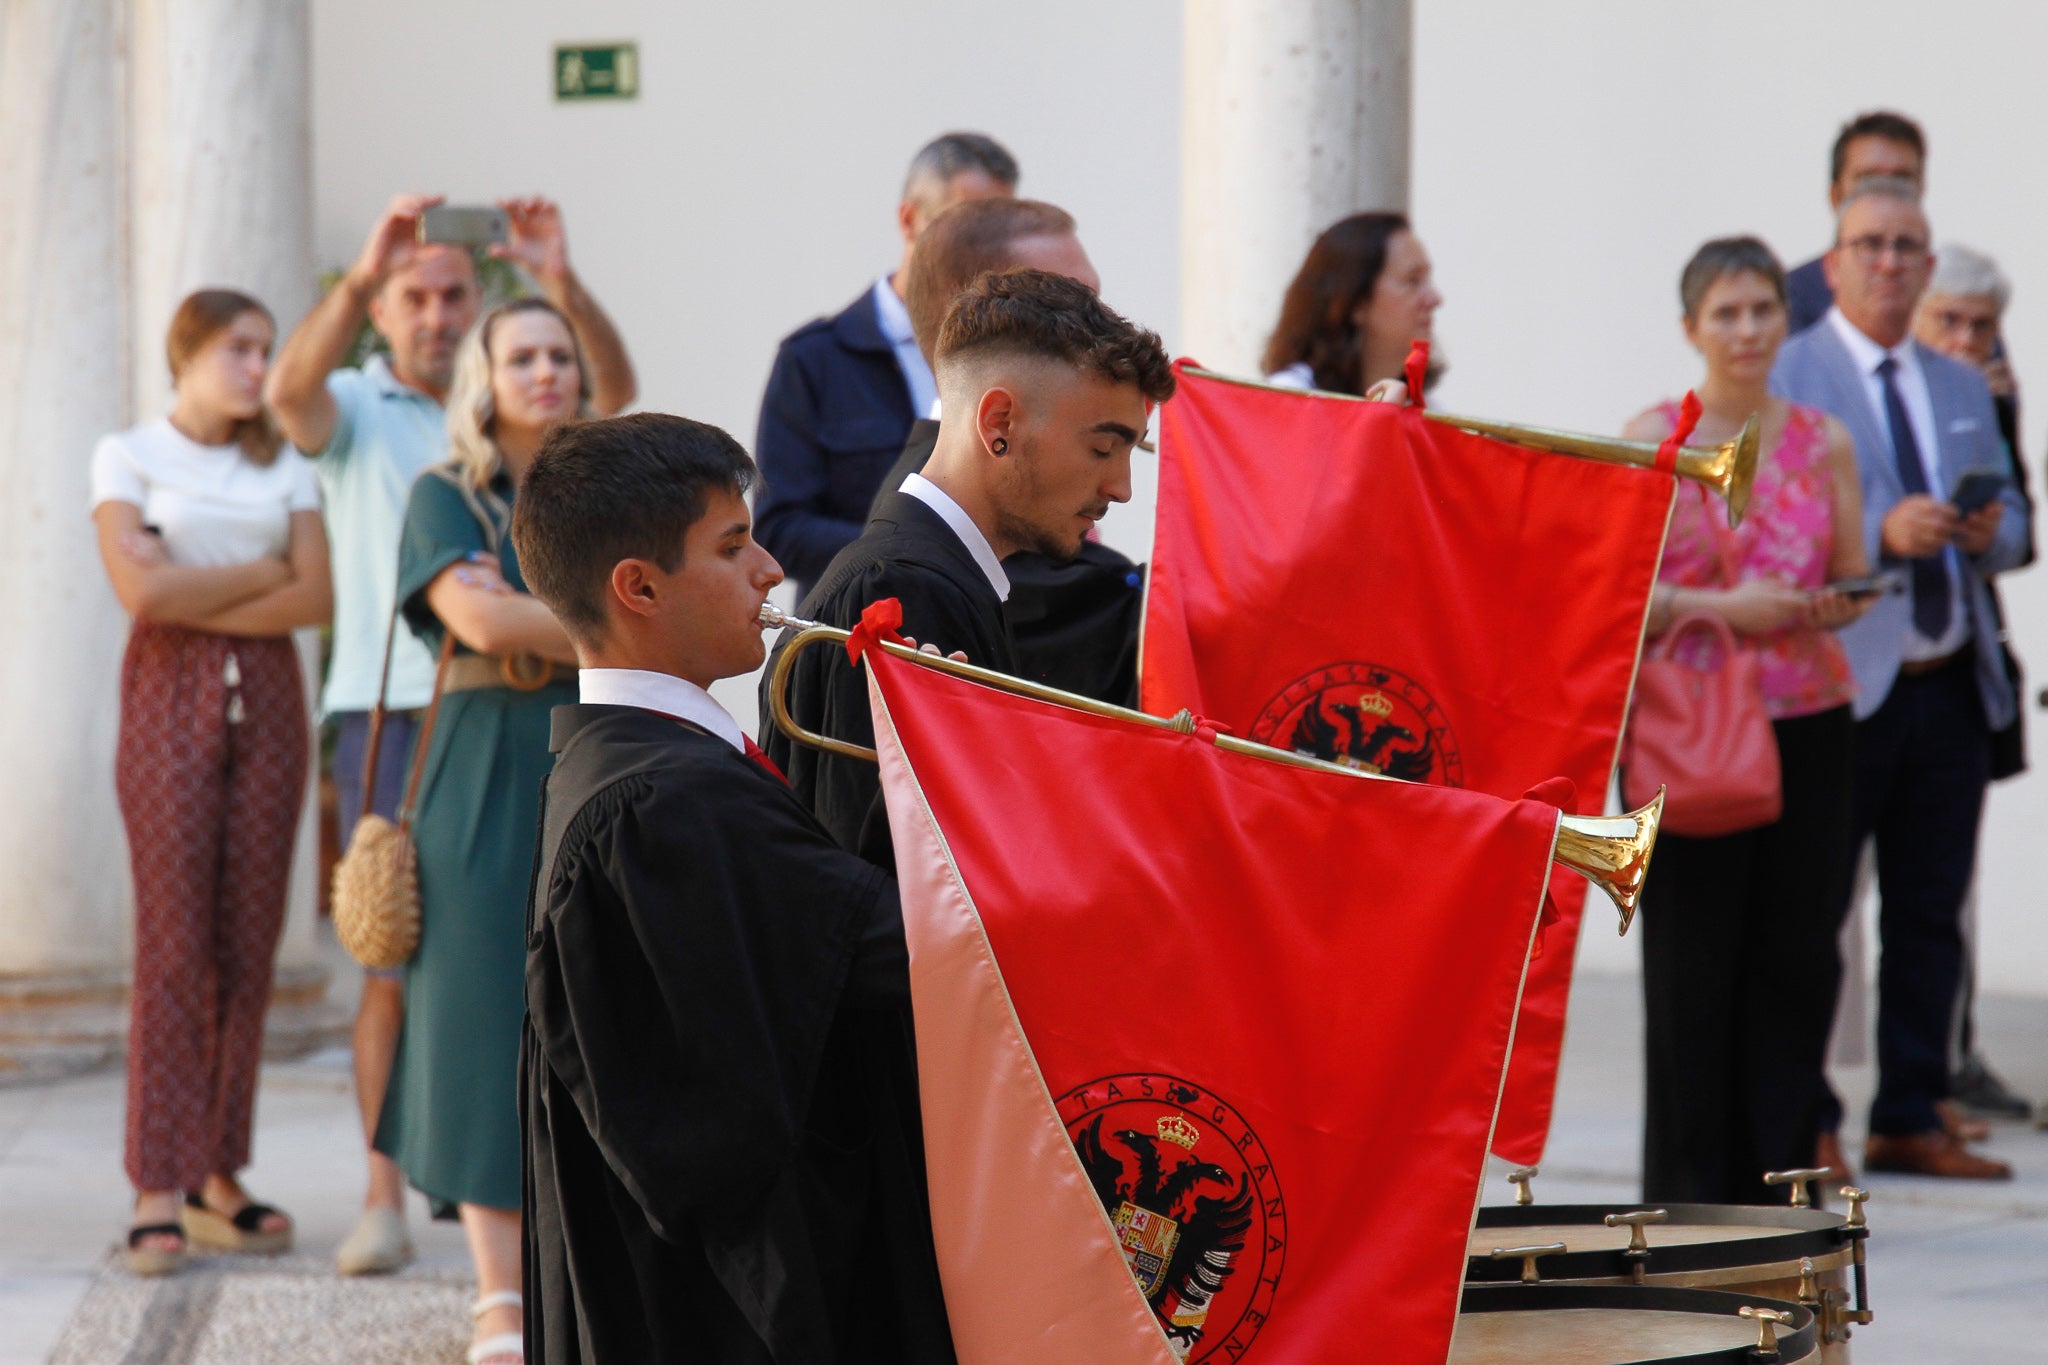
1814, 1131, 1856, 1186
1864, 1130, 2013, 1180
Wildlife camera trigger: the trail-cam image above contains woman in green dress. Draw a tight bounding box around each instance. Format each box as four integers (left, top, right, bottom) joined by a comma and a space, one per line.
377, 298, 587, 1365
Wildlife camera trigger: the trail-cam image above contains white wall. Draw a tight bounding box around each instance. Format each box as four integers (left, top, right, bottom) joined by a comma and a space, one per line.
310, 0, 2048, 995
1408, 1, 2048, 992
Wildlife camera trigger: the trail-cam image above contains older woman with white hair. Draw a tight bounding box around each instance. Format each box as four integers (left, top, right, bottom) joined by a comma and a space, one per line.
377, 297, 586, 1365
1914, 243, 2023, 474
1910, 243, 2038, 1129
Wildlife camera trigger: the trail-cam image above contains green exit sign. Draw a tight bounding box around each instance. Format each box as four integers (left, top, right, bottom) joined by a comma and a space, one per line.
555, 43, 639, 101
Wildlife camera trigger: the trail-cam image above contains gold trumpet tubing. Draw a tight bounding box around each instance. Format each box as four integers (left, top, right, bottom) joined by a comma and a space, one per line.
759, 608, 1660, 932
1156, 366, 1760, 528
1420, 409, 1760, 529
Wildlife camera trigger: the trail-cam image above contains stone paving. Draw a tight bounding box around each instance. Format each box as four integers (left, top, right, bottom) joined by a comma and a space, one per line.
3, 965, 2045, 1362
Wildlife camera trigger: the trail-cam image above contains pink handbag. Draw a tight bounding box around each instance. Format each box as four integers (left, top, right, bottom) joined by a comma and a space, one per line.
1622, 611, 1783, 836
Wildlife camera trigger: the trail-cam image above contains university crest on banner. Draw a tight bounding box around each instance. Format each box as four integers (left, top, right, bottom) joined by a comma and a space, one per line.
1139, 363, 1675, 1167
1059, 1075, 1282, 1358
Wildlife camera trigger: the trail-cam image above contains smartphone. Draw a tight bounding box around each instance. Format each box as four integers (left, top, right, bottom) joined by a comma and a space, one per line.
417, 204, 508, 248
1813, 571, 1904, 601
1950, 469, 2010, 516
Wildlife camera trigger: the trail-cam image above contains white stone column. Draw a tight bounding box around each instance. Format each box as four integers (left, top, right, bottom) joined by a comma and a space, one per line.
0, 0, 135, 989
127, 0, 325, 983
1180, 0, 1413, 376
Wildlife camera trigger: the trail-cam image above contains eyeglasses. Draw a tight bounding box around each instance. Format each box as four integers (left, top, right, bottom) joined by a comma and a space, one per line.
1932, 309, 1999, 342
1839, 234, 1929, 264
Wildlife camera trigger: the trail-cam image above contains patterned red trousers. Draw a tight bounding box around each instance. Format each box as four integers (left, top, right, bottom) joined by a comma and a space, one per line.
116, 624, 307, 1191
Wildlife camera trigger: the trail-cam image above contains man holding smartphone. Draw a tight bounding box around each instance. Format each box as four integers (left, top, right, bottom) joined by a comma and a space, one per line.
266, 193, 637, 1276
1773, 178, 2030, 1180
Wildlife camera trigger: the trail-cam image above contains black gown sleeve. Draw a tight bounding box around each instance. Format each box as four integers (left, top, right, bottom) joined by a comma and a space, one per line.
527, 771, 892, 1240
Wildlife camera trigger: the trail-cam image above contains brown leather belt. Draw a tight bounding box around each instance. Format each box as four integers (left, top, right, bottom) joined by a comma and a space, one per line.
1898, 645, 1969, 677
442, 653, 577, 693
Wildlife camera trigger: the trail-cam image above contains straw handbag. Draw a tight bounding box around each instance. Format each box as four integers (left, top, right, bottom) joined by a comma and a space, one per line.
332, 603, 456, 971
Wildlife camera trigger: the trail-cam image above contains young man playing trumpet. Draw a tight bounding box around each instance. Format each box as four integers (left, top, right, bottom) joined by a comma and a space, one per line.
509, 413, 954, 1362
762, 268, 1176, 863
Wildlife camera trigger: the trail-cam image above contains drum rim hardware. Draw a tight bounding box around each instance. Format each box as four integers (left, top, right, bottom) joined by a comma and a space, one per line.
1604, 1208, 1669, 1284
1468, 1202, 1850, 1284
1456, 1284, 1821, 1363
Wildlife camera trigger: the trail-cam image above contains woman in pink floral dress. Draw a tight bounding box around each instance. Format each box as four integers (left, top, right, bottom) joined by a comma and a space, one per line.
1622, 237, 1871, 1205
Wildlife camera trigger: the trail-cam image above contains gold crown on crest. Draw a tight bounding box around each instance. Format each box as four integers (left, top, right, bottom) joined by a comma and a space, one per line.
1353, 690, 1394, 718
1157, 1114, 1200, 1150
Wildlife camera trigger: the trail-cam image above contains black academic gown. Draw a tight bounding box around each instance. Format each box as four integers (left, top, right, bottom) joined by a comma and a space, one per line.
761, 491, 1017, 863
866, 422, 1146, 706
521, 705, 955, 1365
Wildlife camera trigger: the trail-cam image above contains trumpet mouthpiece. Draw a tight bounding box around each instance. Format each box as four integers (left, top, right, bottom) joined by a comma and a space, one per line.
759, 602, 821, 632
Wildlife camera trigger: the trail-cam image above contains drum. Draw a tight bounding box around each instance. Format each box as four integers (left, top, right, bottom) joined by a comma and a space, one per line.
1467, 1201, 1870, 1360
1451, 1285, 1819, 1365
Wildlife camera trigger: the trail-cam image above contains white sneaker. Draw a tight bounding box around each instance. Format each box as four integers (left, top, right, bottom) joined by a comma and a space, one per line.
336, 1205, 413, 1275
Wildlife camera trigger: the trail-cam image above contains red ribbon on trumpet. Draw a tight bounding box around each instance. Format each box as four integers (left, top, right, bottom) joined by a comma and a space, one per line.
1656, 390, 1703, 474
845, 596, 906, 665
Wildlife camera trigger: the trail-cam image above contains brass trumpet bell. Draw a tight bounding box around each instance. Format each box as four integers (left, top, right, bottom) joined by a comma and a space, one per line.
761, 609, 1661, 932
1423, 409, 1761, 529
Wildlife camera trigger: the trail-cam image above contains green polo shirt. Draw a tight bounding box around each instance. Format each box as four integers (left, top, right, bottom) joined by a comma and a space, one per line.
313, 356, 446, 713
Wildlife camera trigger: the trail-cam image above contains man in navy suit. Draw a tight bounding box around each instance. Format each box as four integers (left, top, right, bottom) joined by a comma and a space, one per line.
1773, 178, 2028, 1180
754, 133, 1019, 599
1785, 111, 1925, 334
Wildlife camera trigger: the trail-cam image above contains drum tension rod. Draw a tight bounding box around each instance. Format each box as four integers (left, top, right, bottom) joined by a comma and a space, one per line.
1505, 1166, 1538, 1207
1487, 1241, 1566, 1285
1841, 1187, 1874, 1328
1603, 1209, 1667, 1284
1738, 1305, 1790, 1359
1762, 1166, 1831, 1209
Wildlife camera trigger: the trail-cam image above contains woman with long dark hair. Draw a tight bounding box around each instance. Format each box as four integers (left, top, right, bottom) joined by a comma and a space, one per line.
1262, 211, 1443, 394
91, 289, 332, 1274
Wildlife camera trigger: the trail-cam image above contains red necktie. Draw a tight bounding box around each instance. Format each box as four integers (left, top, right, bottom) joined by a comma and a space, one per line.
742, 735, 788, 784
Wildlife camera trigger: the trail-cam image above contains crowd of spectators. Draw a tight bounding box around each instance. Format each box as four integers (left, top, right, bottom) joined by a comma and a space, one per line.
85, 111, 2038, 1358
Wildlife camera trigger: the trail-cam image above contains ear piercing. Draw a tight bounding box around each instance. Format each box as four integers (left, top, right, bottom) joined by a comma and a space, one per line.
991, 438, 1008, 455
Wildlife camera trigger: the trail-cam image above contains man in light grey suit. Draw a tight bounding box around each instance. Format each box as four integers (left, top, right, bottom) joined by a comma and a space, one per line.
1772, 177, 2028, 1180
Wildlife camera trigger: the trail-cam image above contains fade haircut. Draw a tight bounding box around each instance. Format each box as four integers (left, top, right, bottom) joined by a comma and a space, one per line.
1679, 236, 1786, 321
903, 132, 1020, 202
905, 198, 1079, 362
1830, 110, 1926, 186
512, 413, 756, 643
935, 269, 1176, 405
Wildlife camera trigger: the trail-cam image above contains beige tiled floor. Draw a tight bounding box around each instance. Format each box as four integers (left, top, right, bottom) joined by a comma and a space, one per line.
4, 967, 2045, 1362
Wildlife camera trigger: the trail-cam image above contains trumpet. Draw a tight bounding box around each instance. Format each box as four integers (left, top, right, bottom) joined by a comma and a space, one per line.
759, 605, 1660, 933
1166, 367, 1760, 527
1421, 409, 1760, 529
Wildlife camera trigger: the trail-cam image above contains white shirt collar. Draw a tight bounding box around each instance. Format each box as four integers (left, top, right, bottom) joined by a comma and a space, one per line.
871, 275, 915, 345
577, 668, 745, 754
900, 472, 1010, 601
1826, 305, 1918, 378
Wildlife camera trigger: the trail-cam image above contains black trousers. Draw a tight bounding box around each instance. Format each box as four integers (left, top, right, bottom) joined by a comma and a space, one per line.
1841, 652, 1992, 1137
1641, 704, 1856, 1205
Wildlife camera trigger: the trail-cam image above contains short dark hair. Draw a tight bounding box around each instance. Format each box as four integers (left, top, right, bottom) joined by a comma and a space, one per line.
905, 198, 1079, 362
512, 413, 756, 642
935, 269, 1175, 405
1679, 236, 1786, 320
903, 132, 1020, 200
1829, 111, 1925, 186
1261, 212, 1410, 395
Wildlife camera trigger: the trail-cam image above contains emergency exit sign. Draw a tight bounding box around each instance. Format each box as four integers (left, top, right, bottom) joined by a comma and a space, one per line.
555, 43, 639, 100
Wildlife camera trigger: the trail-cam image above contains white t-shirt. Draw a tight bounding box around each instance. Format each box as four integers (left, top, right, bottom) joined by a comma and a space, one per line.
90, 418, 321, 567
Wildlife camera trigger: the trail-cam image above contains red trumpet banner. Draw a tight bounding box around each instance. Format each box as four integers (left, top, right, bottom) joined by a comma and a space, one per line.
1139, 364, 1675, 1166
867, 640, 1561, 1364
